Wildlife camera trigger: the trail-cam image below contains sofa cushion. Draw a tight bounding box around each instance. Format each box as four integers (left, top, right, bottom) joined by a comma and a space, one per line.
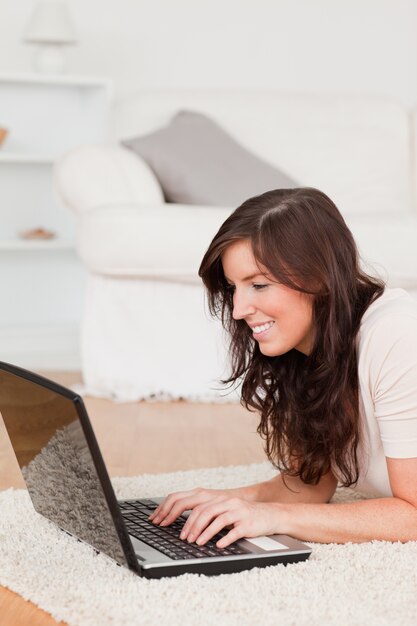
55, 144, 164, 213
121, 110, 297, 206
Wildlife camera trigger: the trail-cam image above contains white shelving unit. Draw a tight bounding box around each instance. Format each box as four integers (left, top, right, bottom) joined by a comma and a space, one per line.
0, 239, 74, 251
0, 72, 112, 369
0, 153, 55, 164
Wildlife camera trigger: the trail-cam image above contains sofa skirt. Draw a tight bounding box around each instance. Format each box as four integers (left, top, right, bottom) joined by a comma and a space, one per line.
78, 274, 242, 402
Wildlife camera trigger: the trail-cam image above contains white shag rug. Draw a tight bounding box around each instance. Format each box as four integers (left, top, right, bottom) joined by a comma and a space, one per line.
1, 461, 416, 626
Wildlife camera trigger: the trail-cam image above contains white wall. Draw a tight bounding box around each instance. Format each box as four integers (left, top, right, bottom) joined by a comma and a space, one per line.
1, 0, 417, 104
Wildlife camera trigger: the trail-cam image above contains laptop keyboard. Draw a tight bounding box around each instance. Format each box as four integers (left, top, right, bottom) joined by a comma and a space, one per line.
119, 499, 249, 561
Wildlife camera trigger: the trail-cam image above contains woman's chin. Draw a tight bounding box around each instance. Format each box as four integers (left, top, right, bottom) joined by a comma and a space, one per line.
258, 343, 280, 357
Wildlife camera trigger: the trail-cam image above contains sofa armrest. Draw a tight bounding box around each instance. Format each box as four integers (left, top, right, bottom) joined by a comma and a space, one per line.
75, 205, 417, 288
345, 213, 417, 289
75, 202, 233, 281
54, 144, 164, 214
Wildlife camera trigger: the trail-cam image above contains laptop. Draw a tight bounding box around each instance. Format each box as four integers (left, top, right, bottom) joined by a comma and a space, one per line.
0, 361, 312, 578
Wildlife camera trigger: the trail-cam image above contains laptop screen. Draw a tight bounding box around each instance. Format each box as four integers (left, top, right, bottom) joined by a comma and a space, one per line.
0, 365, 131, 567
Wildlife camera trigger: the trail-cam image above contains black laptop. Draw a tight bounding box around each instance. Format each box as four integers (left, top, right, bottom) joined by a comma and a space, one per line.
0, 361, 311, 578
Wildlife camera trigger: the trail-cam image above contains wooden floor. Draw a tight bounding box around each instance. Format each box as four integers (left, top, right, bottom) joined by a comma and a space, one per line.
0, 371, 266, 625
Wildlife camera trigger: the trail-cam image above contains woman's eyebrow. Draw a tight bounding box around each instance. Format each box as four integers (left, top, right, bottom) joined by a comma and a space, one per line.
224, 273, 265, 282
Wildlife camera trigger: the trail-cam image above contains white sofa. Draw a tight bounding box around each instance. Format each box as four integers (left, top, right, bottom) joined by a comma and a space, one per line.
55, 89, 417, 402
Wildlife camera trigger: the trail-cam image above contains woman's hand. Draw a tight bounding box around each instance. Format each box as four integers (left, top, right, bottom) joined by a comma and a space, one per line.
178, 497, 287, 548
148, 486, 255, 528
149, 488, 289, 549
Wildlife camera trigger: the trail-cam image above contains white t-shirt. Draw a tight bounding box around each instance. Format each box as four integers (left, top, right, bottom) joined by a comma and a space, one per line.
354, 287, 417, 497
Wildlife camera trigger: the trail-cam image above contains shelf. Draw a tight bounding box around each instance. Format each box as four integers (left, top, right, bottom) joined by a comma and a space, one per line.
0, 152, 56, 164
0, 72, 112, 90
0, 73, 110, 368
0, 239, 75, 251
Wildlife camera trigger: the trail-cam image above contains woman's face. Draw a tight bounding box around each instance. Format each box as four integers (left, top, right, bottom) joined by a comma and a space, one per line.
221, 240, 314, 356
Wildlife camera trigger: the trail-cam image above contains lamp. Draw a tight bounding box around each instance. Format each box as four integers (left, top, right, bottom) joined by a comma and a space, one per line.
24, 0, 77, 74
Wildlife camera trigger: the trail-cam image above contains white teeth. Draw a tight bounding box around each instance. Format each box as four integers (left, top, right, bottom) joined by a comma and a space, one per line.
253, 321, 274, 334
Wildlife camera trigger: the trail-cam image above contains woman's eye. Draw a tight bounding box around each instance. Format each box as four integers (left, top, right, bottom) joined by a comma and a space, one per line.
225, 283, 268, 293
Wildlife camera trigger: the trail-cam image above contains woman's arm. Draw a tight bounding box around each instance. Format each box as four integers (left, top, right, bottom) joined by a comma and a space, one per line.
281, 495, 417, 544
283, 456, 417, 543
240, 468, 338, 504
179, 456, 417, 547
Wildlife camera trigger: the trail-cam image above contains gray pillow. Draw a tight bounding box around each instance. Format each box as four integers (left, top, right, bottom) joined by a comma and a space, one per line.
121, 110, 297, 206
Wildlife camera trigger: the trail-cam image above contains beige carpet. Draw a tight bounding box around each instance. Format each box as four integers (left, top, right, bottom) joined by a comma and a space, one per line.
0, 462, 416, 626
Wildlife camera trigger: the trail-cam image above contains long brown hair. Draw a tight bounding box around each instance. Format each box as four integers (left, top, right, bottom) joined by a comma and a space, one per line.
198, 188, 385, 487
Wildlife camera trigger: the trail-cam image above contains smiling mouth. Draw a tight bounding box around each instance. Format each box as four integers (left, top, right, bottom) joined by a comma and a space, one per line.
252, 321, 275, 336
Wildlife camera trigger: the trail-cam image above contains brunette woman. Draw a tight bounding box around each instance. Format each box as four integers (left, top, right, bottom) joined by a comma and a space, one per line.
149, 188, 417, 548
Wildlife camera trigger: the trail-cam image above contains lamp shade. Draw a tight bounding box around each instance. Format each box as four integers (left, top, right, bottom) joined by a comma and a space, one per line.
24, 1, 77, 44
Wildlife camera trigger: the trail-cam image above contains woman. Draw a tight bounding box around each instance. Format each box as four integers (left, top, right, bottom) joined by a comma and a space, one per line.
149, 187, 417, 548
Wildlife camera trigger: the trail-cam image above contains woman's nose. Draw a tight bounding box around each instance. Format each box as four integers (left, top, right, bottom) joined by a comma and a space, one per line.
232, 291, 256, 320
